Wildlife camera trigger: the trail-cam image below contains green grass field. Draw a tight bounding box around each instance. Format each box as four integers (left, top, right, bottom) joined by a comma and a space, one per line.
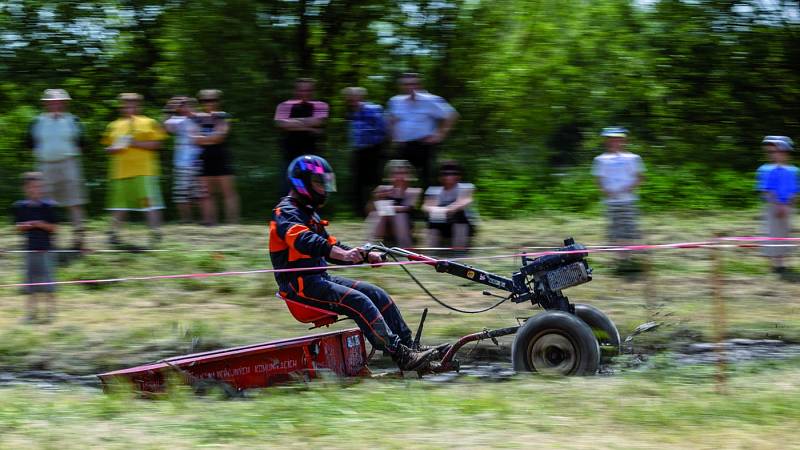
1, 211, 800, 449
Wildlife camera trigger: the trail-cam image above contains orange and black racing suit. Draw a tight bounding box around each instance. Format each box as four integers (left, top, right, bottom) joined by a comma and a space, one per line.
269, 196, 413, 354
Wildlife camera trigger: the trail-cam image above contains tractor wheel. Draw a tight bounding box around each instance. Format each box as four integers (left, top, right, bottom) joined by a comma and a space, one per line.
511, 311, 600, 376
574, 304, 621, 359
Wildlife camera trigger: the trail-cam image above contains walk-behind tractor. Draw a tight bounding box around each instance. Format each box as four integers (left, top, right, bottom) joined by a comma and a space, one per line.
364, 238, 620, 376
99, 238, 619, 394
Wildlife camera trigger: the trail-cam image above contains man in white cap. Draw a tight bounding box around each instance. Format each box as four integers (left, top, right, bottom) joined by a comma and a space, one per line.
759, 136, 797, 274
592, 127, 645, 256
26, 89, 88, 250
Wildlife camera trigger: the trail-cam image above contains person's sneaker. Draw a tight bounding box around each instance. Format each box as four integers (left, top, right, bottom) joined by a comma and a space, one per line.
393, 345, 438, 371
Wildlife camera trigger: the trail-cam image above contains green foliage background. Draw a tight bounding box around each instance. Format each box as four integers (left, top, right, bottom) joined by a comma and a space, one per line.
1, 0, 798, 218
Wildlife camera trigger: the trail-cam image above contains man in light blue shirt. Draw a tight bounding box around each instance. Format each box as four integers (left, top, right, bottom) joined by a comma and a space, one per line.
26, 88, 87, 250
387, 73, 458, 186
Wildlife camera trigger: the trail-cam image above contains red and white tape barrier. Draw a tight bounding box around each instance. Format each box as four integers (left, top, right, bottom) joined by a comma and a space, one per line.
0, 236, 795, 289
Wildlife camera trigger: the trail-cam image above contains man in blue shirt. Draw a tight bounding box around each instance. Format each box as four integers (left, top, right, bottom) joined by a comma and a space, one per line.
760, 135, 797, 273
387, 73, 458, 187
344, 87, 387, 216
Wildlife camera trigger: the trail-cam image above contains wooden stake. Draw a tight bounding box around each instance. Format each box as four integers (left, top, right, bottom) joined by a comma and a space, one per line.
711, 238, 727, 393
643, 250, 656, 318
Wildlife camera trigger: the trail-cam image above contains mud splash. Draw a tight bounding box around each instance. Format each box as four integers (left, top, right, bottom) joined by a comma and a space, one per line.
676, 339, 800, 365
0, 370, 99, 390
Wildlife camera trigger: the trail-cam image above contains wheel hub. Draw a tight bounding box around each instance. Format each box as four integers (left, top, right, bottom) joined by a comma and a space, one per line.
530, 333, 578, 375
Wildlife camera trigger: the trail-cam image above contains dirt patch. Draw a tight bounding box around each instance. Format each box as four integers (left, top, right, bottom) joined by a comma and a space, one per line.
0, 370, 99, 390
675, 339, 800, 365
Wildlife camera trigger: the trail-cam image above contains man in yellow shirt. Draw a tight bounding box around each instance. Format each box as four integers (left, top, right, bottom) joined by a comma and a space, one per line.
103, 93, 167, 247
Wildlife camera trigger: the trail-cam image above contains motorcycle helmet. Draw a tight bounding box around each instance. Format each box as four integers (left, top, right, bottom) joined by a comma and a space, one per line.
287, 155, 337, 207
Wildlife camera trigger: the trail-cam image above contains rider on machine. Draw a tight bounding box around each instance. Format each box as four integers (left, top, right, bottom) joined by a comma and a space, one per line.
269, 155, 440, 371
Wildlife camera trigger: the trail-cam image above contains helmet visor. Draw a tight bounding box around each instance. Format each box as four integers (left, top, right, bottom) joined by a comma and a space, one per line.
312, 172, 337, 193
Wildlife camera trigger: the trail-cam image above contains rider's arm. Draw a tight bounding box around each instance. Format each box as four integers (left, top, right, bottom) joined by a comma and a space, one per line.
272, 208, 330, 255
328, 243, 365, 265
322, 234, 366, 265
274, 208, 365, 264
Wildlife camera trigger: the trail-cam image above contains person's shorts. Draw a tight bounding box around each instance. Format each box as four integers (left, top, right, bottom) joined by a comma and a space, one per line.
39, 158, 87, 207
24, 251, 55, 294
200, 146, 234, 177
605, 201, 640, 243
106, 176, 165, 211
763, 204, 793, 258
427, 210, 475, 239
173, 162, 206, 203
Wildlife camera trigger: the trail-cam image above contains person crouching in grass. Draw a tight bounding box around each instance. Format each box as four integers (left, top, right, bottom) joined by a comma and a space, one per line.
12, 172, 59, 323
760, 136, 797, 274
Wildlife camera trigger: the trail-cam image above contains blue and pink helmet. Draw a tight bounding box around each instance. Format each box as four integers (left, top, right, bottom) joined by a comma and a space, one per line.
287, 155, 337, 207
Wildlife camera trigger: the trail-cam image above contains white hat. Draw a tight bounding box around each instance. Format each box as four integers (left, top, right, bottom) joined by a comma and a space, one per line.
118, 92, 143, 102
601, 127, 628, 138
762, 135, 794, 152
41, 89, 71, 101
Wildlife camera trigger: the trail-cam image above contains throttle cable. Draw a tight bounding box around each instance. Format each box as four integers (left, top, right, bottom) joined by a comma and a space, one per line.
388, 253, 510, 314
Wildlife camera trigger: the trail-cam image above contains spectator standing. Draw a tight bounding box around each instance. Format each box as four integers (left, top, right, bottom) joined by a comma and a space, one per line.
422, 161, 478, 250
164, 97, 205, 223
164, 96, 205, 223
592, 127, 645, 249
192, 89, 239, 225
102, 93, 167, 247
12, 172, 59, 323
275, 78, 329, 192
368, 160, 421, 248
760, 136, 797, 274
26, 89, 87, 250
756, 137, 778, 222
344, 87, 387, 216
387, 73, 458, 186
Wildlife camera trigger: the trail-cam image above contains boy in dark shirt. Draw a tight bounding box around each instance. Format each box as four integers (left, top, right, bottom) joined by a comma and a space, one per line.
12, 172, 59, 323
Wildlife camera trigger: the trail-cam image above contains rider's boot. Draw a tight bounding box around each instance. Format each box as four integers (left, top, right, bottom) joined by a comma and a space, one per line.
393, 344, 438, 371
412, 342, 452, 359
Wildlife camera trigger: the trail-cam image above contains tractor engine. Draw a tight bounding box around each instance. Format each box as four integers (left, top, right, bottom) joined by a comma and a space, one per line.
511, 238, 593, 310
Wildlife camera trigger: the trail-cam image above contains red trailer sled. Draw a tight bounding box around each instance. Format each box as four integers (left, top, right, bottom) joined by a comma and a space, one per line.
97, 327, 370, 394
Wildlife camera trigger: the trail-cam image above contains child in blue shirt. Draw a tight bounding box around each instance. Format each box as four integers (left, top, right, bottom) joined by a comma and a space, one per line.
760, 136, 797, 273
12, 172, 59, 323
